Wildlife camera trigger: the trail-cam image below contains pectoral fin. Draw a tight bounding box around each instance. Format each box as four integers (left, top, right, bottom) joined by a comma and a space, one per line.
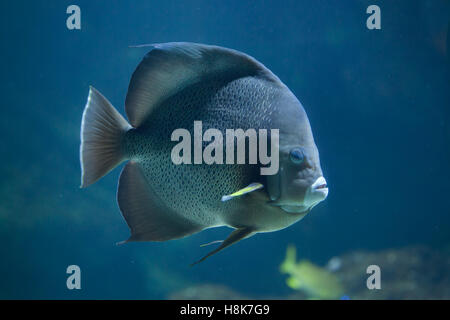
221, 183, 263, 202
191, 227, 255, 266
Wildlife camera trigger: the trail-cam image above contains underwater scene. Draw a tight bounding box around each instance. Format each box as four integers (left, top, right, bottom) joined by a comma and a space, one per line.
0, 1, 449, 300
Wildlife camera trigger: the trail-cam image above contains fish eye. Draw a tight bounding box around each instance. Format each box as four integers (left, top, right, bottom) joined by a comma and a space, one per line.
289, 148, 304, 164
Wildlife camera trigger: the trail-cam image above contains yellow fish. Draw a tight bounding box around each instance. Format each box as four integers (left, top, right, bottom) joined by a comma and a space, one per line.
280, 245, 344, 299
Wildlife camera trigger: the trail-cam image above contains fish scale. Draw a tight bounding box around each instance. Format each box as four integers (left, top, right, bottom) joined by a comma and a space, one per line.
125, 76, 279, 226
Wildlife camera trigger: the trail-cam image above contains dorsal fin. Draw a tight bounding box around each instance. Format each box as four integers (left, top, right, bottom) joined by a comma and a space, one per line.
125, 42, 284, 127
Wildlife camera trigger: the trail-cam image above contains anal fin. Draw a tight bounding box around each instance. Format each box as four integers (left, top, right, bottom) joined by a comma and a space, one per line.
117, 162, 203, 242
191, 228, 254, 266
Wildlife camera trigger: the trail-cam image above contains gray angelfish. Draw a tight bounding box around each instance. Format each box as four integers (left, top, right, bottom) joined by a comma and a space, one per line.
80, 42, 328, 265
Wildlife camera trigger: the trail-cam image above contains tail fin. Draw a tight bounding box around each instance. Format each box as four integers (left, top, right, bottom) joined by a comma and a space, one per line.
80, 86, 132, 188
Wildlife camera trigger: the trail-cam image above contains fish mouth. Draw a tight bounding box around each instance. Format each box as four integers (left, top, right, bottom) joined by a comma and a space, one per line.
268, 176, 329, 214
310, 176, 328, 197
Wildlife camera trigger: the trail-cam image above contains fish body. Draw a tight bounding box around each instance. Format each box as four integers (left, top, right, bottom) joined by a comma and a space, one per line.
80, 43, 328, 263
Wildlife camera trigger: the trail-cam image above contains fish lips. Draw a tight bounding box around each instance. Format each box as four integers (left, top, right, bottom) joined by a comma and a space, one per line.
268, 176, 328, 214
308, 176, 329, 201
